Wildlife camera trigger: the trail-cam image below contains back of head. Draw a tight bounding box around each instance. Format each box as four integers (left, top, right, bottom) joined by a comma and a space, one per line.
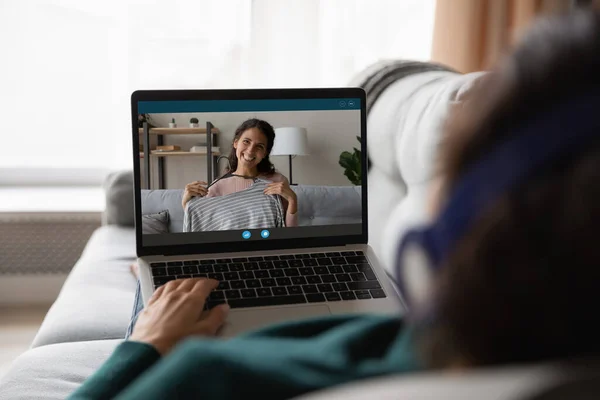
421, 9, 600, 368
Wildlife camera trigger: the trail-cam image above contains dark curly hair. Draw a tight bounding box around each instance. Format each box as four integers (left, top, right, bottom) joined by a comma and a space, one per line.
227, 118, 276, 176
420, 9, 600, 368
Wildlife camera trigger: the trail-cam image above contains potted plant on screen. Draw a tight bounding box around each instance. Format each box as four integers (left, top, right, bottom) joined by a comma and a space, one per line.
138, 113, 155, 128
339, 136, 361, 185
189, 117, 199, 128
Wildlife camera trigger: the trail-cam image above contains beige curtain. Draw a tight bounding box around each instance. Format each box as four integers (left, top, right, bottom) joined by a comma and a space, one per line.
431, 0, 572, 73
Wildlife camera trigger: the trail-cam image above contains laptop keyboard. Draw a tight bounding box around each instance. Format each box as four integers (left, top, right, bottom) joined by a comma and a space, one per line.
150, 251, 386, 310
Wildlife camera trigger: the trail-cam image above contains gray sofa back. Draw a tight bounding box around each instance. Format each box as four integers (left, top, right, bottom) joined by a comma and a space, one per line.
141, 185, 362, 232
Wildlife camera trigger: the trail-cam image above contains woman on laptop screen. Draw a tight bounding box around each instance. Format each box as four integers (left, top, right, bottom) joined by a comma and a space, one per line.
69, 8, 600, 400
182, 118, 298, 232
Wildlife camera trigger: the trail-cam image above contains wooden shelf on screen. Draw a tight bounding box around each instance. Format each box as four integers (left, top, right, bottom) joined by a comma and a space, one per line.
140, 121, 220, 189
139, 151, 221, 158
138, 127, 220, 135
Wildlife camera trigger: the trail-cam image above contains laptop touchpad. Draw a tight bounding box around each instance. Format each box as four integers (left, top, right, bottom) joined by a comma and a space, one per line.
218, 305, 332, 338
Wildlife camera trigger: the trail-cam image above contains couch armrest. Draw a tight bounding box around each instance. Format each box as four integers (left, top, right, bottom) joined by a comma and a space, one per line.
102, 170, 134, 227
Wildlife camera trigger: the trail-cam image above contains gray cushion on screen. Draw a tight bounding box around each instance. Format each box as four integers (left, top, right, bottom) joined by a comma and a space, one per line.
141, 189, 185, 232
102, 170, 134, 227
142, 210, 170, 234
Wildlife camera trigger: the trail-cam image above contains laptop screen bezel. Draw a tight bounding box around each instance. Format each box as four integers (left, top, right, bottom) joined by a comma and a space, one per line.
131, 88, 368, 257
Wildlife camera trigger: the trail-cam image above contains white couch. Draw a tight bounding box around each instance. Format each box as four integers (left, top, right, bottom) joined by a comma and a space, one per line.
1, 61, 587, 399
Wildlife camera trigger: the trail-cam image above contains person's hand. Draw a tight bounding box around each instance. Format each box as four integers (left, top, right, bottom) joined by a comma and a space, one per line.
182, 181, 208, 208
129, 278, 230, 355
264, 181, 297, 214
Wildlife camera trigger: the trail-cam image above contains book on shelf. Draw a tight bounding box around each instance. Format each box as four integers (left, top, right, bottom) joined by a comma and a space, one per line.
190, 146, 220, 154
156, 145, 181, 151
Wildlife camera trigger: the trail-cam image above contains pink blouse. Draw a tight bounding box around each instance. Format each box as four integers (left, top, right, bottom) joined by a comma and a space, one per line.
206, 172, 298, 227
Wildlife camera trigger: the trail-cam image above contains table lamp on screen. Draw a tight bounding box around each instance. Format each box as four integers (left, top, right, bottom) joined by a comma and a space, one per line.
271, 127, 309, 185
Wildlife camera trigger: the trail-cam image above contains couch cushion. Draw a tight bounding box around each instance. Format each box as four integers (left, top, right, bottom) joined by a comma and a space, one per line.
103, 170, 135, 227
142, 210, 170, 234
367, 165, 406, 262
368, 71, 486, 275
0, 339, 121, 400
294, 362, 599, 400
367, 71, 455, 183
349, 60, 457, 115
31, 226, 137, 348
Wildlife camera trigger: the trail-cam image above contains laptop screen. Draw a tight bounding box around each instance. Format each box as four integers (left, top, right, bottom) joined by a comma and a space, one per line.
132, 89, 367, 256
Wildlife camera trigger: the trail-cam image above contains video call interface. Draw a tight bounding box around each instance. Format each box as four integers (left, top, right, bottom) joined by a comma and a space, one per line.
137, 98, 363, 247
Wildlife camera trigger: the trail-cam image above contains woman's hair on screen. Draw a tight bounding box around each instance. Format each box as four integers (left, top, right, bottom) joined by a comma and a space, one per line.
419, 9, 600, 368
227, 118, 276, 175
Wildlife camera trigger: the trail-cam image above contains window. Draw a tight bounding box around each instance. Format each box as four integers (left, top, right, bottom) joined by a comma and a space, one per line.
1, 0, 435, 183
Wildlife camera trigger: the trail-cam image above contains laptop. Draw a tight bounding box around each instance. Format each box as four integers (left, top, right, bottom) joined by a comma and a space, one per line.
131, 88, 404, 337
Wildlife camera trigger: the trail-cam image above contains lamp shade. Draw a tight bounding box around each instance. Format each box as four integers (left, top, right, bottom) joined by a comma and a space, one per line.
271, 127, 309, 156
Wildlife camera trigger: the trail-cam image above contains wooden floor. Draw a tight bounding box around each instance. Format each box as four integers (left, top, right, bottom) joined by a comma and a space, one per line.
0, 306, 50, 379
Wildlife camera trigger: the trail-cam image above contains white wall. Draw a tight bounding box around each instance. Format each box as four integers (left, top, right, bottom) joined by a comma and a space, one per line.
249, 0, 320, 87
142, 110, 361, 189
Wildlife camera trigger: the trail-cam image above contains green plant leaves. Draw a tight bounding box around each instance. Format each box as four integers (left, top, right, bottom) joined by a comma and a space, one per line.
339, 136, 362, 185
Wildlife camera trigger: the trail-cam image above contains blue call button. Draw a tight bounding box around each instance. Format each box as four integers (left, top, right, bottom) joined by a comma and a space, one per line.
242, 230, 251, 239
261, 229, 270, 239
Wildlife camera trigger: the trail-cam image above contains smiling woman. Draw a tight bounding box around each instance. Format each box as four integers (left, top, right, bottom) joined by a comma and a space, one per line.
182, 118, 298, 231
